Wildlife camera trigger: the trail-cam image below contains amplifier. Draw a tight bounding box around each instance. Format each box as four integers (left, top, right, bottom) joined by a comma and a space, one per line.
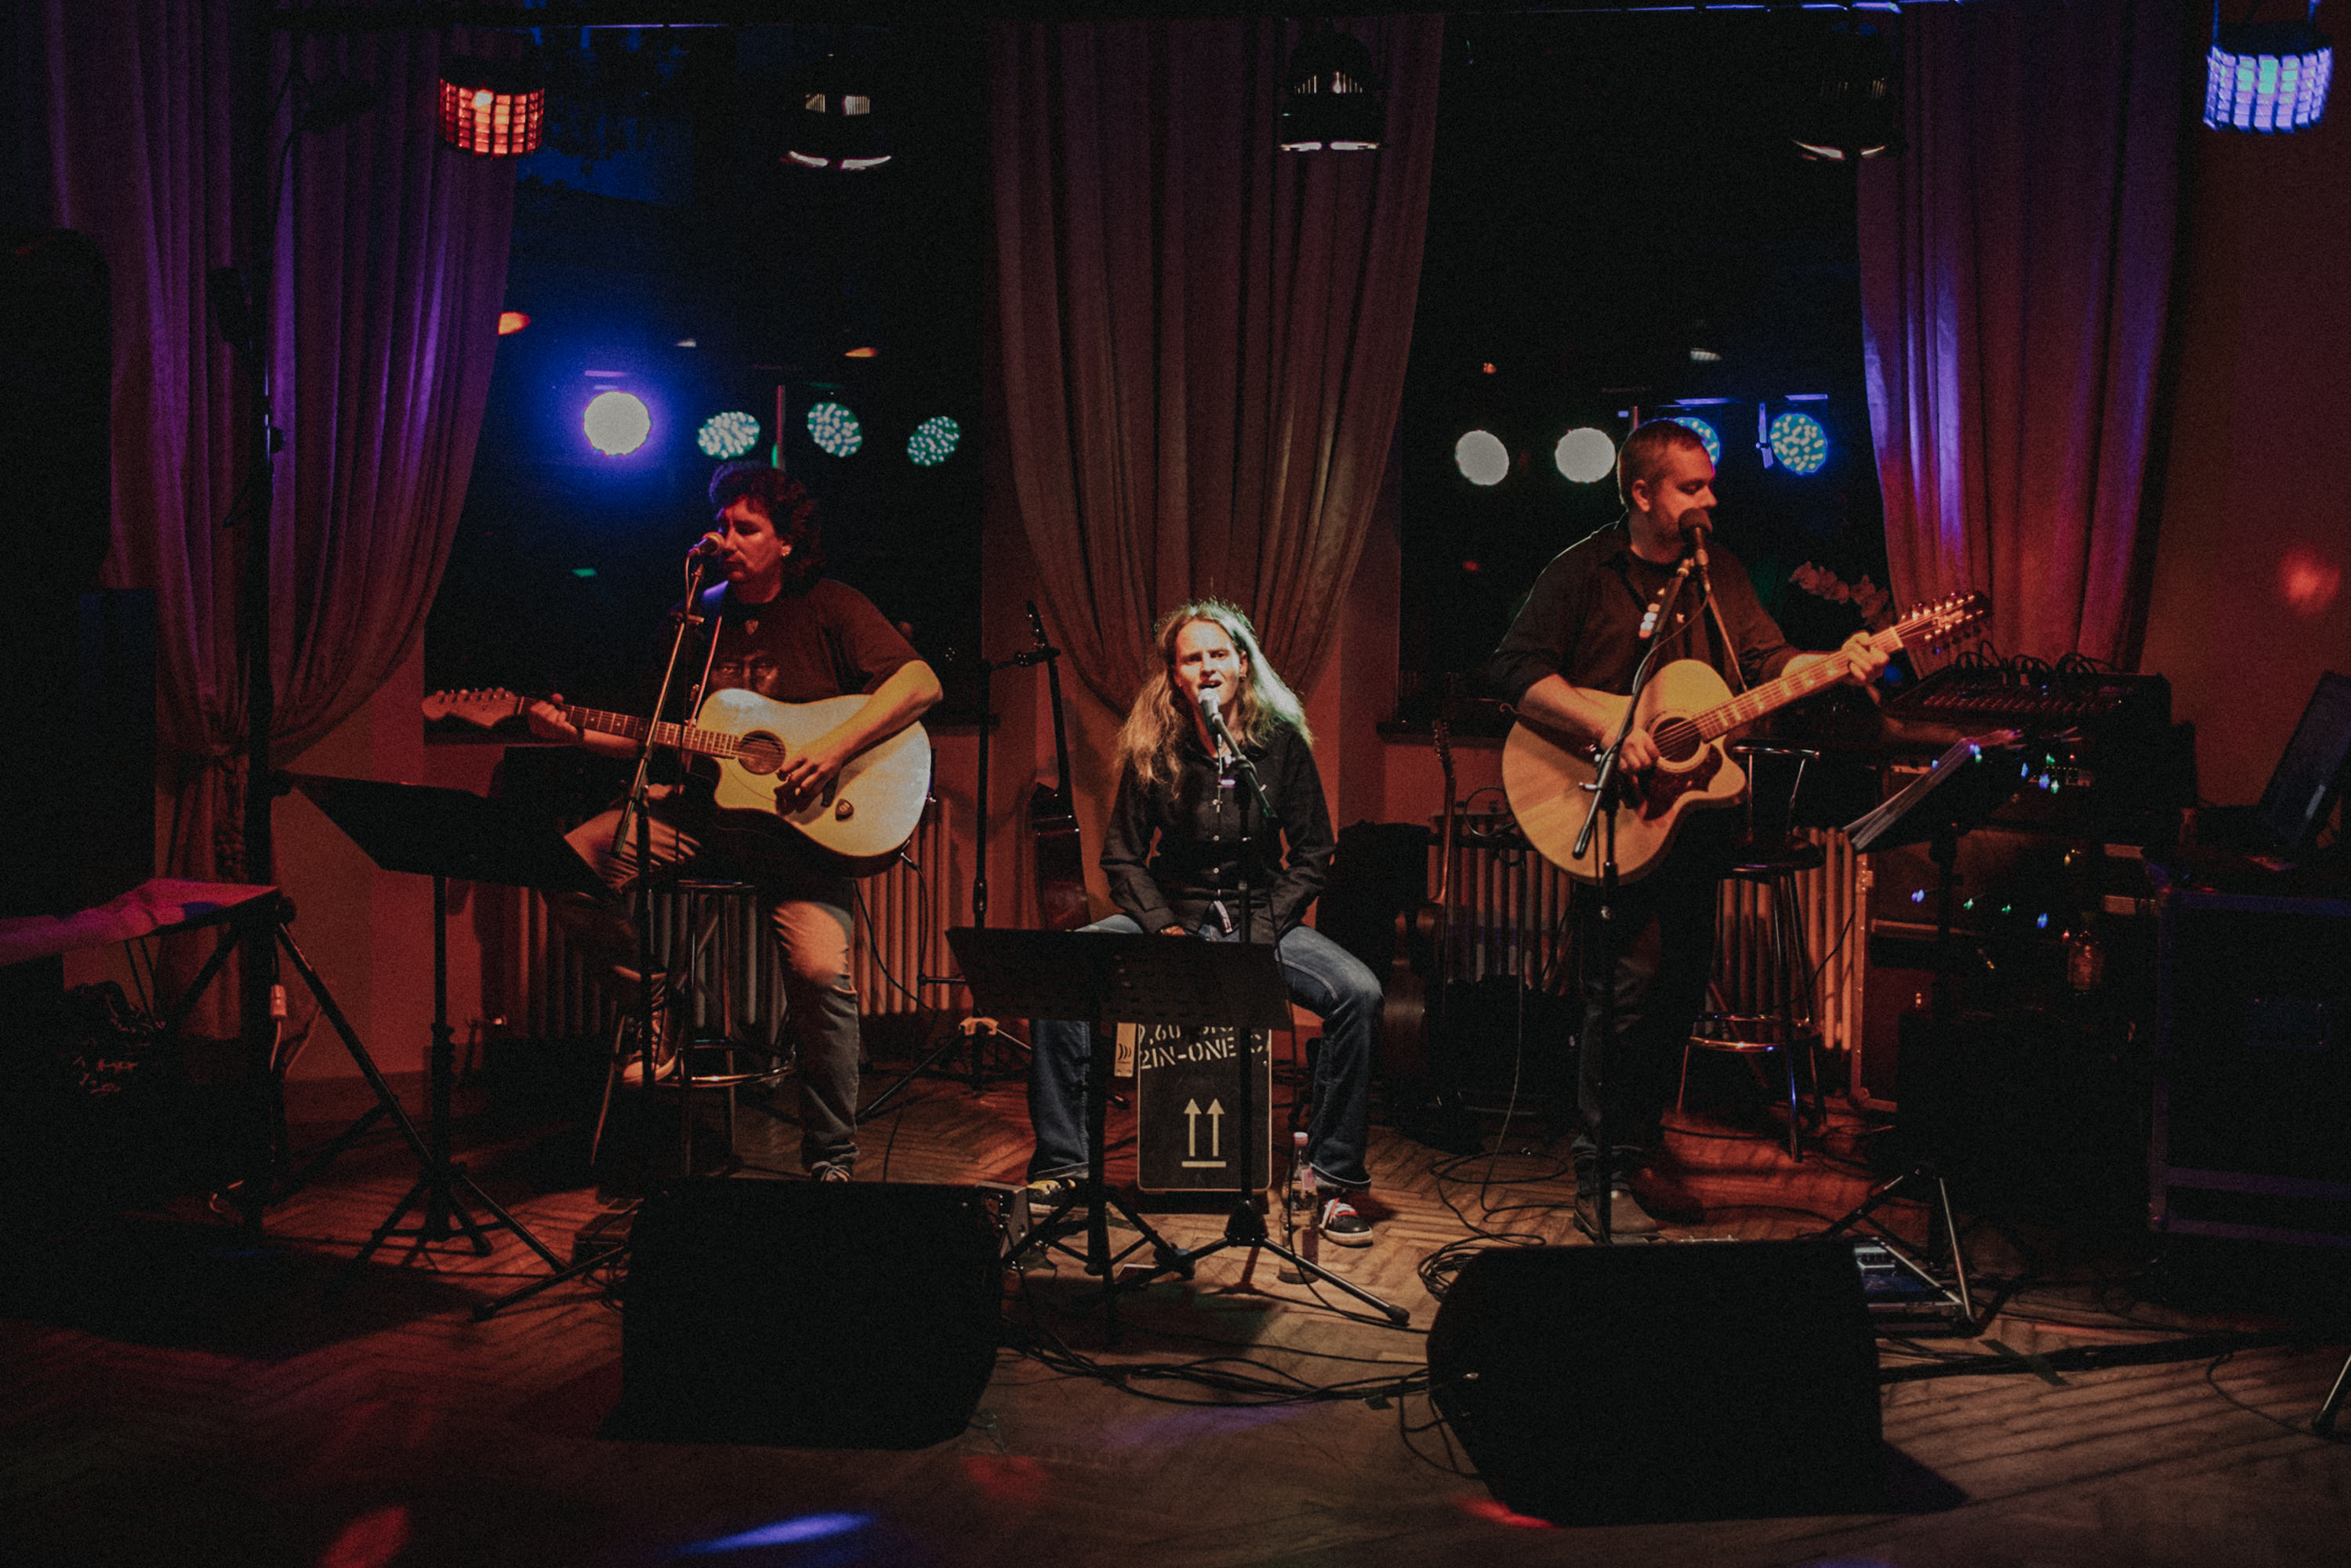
2150, 877, 2351, 1247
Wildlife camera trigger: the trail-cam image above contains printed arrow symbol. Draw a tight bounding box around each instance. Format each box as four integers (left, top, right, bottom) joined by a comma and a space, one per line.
1206, 1099, 1224, 1158
1185, 1098, 1201, 1158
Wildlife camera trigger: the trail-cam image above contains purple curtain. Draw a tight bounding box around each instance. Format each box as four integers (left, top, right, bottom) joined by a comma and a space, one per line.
991, 16, 1444, 710
1858, 0, 2184, 665
27, 3, 513, 860
26, 1, 515, 1020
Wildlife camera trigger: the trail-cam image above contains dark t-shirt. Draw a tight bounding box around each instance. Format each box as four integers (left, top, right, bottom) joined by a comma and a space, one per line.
664, 575, 919, 714
1484, 520, 1798, 705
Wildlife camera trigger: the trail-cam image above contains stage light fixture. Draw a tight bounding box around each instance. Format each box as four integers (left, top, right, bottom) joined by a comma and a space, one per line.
1791, 22, 1899, 162
1768, 411, 1830, 475
807, 401, 864, 458
2205, 3, 2333, 132
698, 410, 762, 461
1554, 427, 1616, 485
497, 310, 529, 336
907, 416, 962, 468
787, 54, 891, 171
584, 390, 651, 457
437, 52, 546, 158
1280, 22, 1386, 151
844, 346, 879, 359
1664, 415, 1722, 466
1454, 430, 1509, 487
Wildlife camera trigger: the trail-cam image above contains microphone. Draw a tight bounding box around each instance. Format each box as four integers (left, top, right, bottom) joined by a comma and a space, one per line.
688, 532, 724, 562
1199, 688, 1238, 751
1683, 514, 1712, 572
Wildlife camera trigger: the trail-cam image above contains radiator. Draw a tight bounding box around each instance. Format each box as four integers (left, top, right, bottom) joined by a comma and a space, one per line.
492, 797, 965, 1044
1439, 825, 1863, 1066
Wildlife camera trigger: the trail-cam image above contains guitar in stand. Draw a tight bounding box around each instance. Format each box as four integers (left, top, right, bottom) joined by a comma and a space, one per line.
1029, 601, 1090, 933
1379, 716, 1479, 1152
1502, 593, 1988, 884
423, 687, 931, 877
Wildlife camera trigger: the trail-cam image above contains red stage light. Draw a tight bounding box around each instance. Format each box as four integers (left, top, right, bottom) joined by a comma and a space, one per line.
496, 310, 528, 336
2280, 545, 2343, 616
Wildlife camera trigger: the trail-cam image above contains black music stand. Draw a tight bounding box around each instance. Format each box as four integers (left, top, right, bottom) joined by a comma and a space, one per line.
956, 927, 1408, 1329
293, 774, 602, 1279
1818, 731, 2025, 1334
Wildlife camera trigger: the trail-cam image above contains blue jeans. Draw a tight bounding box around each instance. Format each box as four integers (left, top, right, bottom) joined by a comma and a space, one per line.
1025, 913, 1382, 1190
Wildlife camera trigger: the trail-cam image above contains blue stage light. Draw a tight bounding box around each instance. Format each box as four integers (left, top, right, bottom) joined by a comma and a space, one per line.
1454, 430, 1509, 486
907, 415, 962, 467
1665, 415, 1721, 466
1769, 411, 1830, 475
583, 390, 651, 457
677, 1512, 871, 1555
807, 401, 863, 458
696, 410, 760, 460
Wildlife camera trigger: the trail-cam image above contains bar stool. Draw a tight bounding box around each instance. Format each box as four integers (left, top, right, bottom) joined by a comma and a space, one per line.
590, 877, 790, 1171
1678, 742, 1828, 1160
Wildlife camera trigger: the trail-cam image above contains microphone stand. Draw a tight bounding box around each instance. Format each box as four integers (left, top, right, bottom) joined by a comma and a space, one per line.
1569, 539, 1700, 1243
1150, 697, 1407, 1325
611, 548, 720, 1176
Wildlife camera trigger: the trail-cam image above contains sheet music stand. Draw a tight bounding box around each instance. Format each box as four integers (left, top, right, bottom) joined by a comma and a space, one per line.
1819, 732, 2026, 1334
952, 927, 1407, 1329
293, 774, 604, 1279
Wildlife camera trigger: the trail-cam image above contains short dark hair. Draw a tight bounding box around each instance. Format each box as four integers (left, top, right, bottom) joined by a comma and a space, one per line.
1616, 419, 1711, 509
708, 461, 825, 584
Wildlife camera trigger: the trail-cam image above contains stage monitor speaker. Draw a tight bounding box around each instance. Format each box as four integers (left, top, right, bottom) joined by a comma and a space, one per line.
1427, 1239, 1884, 1525
620, 1178, 1002, 1449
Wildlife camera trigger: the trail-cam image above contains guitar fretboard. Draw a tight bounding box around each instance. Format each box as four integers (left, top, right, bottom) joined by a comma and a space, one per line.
1689, 622, 1910, 741
563, 704, 747, 760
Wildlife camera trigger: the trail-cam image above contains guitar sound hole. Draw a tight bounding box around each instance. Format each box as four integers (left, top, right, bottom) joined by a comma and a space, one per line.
735, 733, 785, 775
1653, 719, 1703, 764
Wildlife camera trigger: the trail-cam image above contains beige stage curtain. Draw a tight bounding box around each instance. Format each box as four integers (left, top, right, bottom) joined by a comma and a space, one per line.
990, 16, 1444, 710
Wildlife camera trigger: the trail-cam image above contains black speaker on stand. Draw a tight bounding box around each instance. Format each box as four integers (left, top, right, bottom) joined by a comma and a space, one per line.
618, 1179, 1003, 1450
1427, 1240, 1885, 1525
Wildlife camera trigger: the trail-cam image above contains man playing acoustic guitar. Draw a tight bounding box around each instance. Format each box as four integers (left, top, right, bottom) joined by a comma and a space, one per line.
1485, 419, 1885, 1236
528, 461, 941, 1183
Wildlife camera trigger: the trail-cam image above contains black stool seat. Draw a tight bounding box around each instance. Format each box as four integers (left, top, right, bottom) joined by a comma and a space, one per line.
1728, 836, 1825, 878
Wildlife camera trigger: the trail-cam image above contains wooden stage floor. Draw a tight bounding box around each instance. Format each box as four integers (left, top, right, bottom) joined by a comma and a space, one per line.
4, 1033, 2347, 1568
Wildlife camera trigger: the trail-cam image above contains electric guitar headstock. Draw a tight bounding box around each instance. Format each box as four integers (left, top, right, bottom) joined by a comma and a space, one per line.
422, 688, 532, 728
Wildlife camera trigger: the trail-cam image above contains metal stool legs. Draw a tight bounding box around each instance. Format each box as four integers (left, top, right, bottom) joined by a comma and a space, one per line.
589, 879, 787, 1171
1680, 861, 1826, 1160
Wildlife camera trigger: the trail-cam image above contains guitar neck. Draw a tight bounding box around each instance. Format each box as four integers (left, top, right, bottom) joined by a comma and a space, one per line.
563, 703, 741, 761
1689, 622, 1908, 742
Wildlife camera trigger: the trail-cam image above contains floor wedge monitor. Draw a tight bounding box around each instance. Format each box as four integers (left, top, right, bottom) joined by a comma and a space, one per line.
1428, 1238, 1885, 1524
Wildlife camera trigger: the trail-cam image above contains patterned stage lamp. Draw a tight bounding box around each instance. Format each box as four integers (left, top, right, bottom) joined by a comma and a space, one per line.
438, 53, 546, 158
2204, 2, 2333, 132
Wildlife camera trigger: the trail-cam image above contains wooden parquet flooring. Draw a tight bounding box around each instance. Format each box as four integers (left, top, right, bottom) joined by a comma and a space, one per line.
4, 1038, 2348, 1568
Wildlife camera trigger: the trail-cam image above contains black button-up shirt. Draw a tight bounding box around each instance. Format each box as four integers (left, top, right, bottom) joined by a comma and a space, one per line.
1484, 519, 1800, 706
1101, 721, 1335, 943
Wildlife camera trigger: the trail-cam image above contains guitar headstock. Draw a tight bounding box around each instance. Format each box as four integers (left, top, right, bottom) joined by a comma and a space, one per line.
422, 688, 528, 728
1895, 590, 1990, 652
1432, 714, 1455, 782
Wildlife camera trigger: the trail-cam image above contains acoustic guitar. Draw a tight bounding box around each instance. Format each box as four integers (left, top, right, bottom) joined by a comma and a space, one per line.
1502, 591, 1987, 884
1025, 601, 1090, 931
1379, 713, 1456, 1088
422, 686, 932, 877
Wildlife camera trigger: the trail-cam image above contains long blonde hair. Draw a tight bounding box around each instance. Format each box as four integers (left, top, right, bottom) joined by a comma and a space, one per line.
1116, 600, 1312, 789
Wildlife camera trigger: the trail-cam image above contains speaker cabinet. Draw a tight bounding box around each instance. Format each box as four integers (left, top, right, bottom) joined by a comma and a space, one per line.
1427, 1240, 1884, 1525
620, 1179, 1002, 1449
2153, 887, 2351, 1246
